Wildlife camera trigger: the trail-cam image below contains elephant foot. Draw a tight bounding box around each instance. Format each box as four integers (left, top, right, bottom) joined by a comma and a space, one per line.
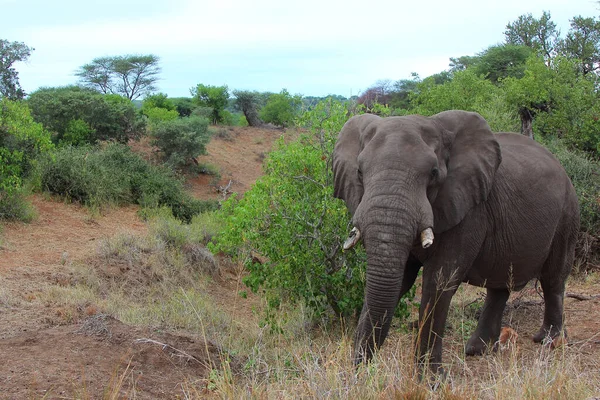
465, 336, 492, 356
533, 325, 567, 345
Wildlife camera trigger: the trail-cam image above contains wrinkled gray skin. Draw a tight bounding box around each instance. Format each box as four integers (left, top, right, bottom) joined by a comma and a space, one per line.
333, 110, 579, 372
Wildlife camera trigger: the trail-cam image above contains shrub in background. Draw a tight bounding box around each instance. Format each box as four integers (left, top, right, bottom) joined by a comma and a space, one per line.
27, 86, 144, 144
191, 106, 213, 120
141, 93, 179, 123
259, 89, 302, 128
0, 98, 53, 220
141, 93, 175, 112
144, 107, 179, 123
150, 116, 211, 169
171, 97, 195, 117
191, 84, 229, 125
61, 119, 94, 146
40, 143, 218, 221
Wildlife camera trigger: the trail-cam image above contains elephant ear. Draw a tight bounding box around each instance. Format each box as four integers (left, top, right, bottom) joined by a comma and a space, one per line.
431, 111, 502, 233
333, 114, 380, 216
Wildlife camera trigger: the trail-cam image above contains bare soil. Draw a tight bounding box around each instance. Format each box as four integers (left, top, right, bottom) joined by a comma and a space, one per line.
0, 127, 287, 398
1, 126, 599, 398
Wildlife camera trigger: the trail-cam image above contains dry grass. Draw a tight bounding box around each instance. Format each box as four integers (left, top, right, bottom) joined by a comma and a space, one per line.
193, 324, 595, 399
32, 214, 600, 398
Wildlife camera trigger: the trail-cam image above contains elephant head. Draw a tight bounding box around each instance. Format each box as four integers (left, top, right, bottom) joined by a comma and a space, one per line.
332, 110, 501, 363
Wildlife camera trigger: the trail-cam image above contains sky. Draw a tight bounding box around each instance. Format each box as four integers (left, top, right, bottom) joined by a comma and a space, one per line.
2, 0, 599, 98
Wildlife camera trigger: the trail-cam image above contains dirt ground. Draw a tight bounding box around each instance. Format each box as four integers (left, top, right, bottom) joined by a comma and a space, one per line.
1, 126, 599, 398
0, 127, 286, 399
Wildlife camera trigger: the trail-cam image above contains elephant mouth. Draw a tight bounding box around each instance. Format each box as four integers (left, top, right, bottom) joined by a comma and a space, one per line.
343, 226, 434, 250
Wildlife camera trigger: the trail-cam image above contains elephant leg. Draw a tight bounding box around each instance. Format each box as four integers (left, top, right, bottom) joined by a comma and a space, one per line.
416, 279, 458, 374
533, 278, 567, 343
415, 217, 486, 373
533, 230, 575, 344
465, 287, 510, 355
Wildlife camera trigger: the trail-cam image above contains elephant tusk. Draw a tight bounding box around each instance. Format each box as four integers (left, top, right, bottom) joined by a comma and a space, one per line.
421, 228, 434, 249
343, 227, 361, 250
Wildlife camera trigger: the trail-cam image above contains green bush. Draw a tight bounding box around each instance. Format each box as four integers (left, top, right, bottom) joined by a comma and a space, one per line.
150, 116, 211, 169
27, 86, 144, 144
191, 106, 213, 119
141, 93, 179, 123
540, 136, 600, 235
144, 107, 179, 123
220, 110, 234, 126
0, 99, 54, 192
0, 99, 53, 221
141, 93, 175, 112
191, 84, 229, 124
40, 143, 218, 221
171, 97, 195, 117
212, 100, 399, 326
259, 89, 302, 128
61, 119, 93, 146
0, 190, 36, 222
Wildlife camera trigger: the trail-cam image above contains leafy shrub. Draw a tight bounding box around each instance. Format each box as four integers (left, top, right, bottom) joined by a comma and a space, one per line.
191, 84, 229, 124
237, 114, 249, 127
40, 143, 218, 221
141, 93, 179, 123
27, 86, 144, 144
220, 110, 234, 126
540, 137, 600, 234
0, 98, 53, 193
141, 93, 175, 112
0, 189, 36, 222
412, 69, 501, 117
143, 107, 179, 123
170, 97, 195, 117
61, 119, 93, 146
213, 100, 394, 325
0, 99, 53, 221
259, 89, 302, 128
150, 116, 211, 169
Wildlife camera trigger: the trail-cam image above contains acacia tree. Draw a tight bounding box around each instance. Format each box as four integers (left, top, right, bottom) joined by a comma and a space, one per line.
0, 40, 33, 100
76, 54, 160, 100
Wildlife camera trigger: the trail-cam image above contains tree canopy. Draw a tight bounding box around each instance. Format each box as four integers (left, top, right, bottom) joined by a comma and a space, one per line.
232, 90, 263, 127
191, 84, 229, 124
260, 89, 302, 128
76, 54, 161, 100
0, 39, 33, 100
27, 86, 143, 144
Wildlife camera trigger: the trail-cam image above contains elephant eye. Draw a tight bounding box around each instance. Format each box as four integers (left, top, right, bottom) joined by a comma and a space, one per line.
357, 168, 363, 180
430, 167, 439, 180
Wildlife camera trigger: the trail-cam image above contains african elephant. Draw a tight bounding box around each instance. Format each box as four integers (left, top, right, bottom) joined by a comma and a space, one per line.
332, 110, 579, 372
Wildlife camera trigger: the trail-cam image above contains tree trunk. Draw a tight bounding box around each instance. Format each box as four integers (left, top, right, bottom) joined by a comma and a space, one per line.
519, 108, 534, 140
243, 108, 262, 127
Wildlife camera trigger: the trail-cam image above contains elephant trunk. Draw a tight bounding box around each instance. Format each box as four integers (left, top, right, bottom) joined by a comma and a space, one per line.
353, 216, 416, 364
351, 172, 434, 364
